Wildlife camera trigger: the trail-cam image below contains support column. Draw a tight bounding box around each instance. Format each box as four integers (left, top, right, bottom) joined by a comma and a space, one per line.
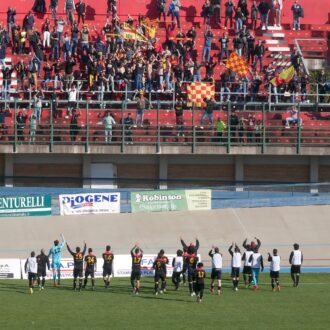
159, 155, 168, 189
82, 154, 91, 189
235, 155, 244, 191
310, 156, 319, 194
4, 154, 14, 187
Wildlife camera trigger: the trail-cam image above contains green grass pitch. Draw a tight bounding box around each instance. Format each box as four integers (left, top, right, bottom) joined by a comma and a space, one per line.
0, 273, 330, 330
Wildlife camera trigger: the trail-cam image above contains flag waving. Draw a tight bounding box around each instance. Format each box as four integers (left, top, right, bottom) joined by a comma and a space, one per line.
187, 82, 215, 107
270, 66, 296, 86
225, 53, 250, 76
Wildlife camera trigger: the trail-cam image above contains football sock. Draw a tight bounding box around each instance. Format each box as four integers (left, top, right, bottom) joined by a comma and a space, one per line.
188, 282, 193, 293
42, 278, 45, 287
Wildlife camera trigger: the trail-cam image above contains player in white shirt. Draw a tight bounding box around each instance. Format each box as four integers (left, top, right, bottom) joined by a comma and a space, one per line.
24, 251, 38, 294
228, 243, 241, 291
242, 239, 254, 288
268, 249, 281, 292
172, 249, 184, 290
249, 247, 264, 290
209, 246, 223, 295
289, 243, 303, 287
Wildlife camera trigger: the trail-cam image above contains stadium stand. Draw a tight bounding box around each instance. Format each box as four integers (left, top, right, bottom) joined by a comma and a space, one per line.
0, 1, 328, 190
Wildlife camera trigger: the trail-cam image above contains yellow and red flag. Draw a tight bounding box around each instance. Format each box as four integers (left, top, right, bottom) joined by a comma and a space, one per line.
187, 82, 215, 107
225, 52, 250, 76
270, 66, 296, 86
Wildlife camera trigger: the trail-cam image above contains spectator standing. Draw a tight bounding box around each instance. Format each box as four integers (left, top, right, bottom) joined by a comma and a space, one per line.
67, 84, 78, 116
23, 11, 35, 32
56, 16, 65, 43
63, 32, 72, 61
103, 112, 116, 143
212, 0, 221, 26
51, 26, 60, 61
124, 113, 134, 144
201, 0, 212, 26
219, 31, 229, 62
201, 97, 216, 128
134, 91, 149, 127
175, 98, 185, 138
254, 39, 265, 72
215, 117, 226, 142
202, 27, 214, 64
171, 0, 181, 29
42, 18, 51, 49
15, 60, 27, 91
70, 109, 80, 142
50, 0, 59, 20
71, 22, 79, 56
258, 0, 270, 30
75, 0, 86, 26
234, 7, 244, 33
16, 110, 27, 142
7, 7, 16, 40
29, 113, 37, 143
33, 89, 44, 122
65, 0, 76, 26
157, 0, 167, 22
291, 0, 303, 31
233, 33, 243, 56
317, 69, 327, 103
250, 1, 258, 30
273, 0, 283, 27
224, 0, 234, 29
247, 31, 255, 64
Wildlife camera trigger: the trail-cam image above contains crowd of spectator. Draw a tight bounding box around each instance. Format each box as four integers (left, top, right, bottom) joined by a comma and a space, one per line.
0, 1, 328, 144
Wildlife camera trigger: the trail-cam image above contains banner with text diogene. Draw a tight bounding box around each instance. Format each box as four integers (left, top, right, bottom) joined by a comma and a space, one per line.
0, 195, 52, 217
130, 189, 211, 213
59, 193, 121, 215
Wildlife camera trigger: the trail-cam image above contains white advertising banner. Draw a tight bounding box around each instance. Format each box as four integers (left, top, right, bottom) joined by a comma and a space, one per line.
59, 193, 120, 215
0, 259, 21, 279
113, 254, 202, 277
21, 258, 105, 279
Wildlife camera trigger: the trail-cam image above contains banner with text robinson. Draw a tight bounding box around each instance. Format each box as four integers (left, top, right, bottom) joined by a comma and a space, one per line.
130, 189, 211, 213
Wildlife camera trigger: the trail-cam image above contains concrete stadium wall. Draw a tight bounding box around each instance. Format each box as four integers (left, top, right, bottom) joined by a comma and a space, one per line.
1, 205, 329, 268
2, 154, 330, 188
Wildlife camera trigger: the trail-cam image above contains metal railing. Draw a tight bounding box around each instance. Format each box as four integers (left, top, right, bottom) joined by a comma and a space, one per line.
1, 102, 330, 153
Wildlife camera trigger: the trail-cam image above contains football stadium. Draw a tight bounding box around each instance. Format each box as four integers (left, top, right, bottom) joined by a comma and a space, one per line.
0, 0, 329, 329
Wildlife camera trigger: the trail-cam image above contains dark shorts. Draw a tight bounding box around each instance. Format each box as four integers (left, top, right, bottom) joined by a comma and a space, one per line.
243, 266, 252, 275
155, 270, 166, 282
73, 268, 83, 278
188, 270, 196, 282
211, 269, 222, 280
270, 271, 280, 279
85, 269, 95, 278
37, 268, 46, 277
28, 272, 37, 282
195, 282, 205, 293
231, 267, 240, 278
131, 269, 141, 281
291, 265, 301, 274
103, 265, 113, 277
